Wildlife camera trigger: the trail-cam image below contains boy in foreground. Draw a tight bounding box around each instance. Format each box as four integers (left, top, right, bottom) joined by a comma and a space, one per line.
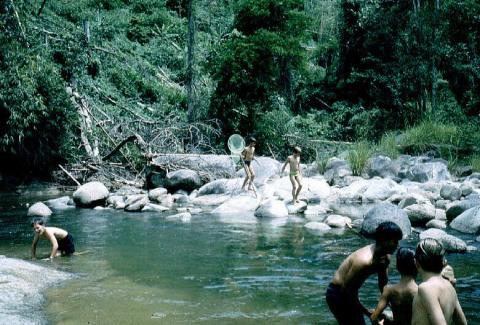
326, 221, 403, 324
411, 238, 467, 325
241, 137, 256, 192
371, 247, 418, 325
31, 219, 75, 260
281, 146, 302, 203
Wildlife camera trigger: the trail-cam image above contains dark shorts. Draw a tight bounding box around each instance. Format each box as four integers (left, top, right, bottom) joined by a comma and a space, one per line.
58, 233, 75, 255
325, 283, 366, 325
244, 160, 251, 166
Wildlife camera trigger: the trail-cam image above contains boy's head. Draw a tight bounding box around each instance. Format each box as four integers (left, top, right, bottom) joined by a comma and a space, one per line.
374, 221, 402, 254
415, 238, 445, 273
293, 146, 301, 155
31, 218, 46, 234
248, 137, 257, 145
396, 247, 417, 277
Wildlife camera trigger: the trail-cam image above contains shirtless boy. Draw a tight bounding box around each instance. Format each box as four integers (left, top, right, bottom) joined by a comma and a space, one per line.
31, 219, 75, 260
281, 146, 302, 203
241, 137, 256, 192
411, 238, 467, 325
326, 221, 403, 325
371, 247, 418, 325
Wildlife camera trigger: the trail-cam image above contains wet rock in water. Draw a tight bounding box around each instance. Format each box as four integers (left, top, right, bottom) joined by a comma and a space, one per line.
164, 169, 202, 192
254, 199, 288, 218
166, 212, 191, 222
440, 184, 462, 201
107, 195, 125, 209
361, 202, 411, 239
45, 196, 73, 210
325, 215, 352, 228
197, 178, 243, 196
287, 201, 308, 214
124, 194, 148, 212
446, 199, 480, 222
304, 221, 331, 233
419, 228, 467, 253
450, 206, 480, 234
211, 195, 258, 214
27, 202, 52, 217
142, 203, 169, 212
73, 181, 109, 208
148, 187, 168, 202
403, 203, 436, 226
426, 219, 447, 229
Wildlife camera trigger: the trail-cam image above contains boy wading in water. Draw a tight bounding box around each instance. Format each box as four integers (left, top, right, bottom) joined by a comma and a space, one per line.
371, 247, 418, 325
412, 238, 467, 325
241, 137, 256, 192
281, 146, 302, 203
31, 219, 75, 260
326, 221, 403, 325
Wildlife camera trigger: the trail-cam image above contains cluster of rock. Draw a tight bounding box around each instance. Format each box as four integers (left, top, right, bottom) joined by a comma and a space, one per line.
28, 154, 480, 253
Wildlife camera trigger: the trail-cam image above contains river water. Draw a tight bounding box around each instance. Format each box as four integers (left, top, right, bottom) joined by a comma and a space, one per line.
0, 192, 479, 324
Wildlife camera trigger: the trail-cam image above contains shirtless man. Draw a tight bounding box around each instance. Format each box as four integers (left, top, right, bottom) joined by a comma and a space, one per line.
411, 238, 467, 325
241, 137, 256, 192
281, 146, 302, 203
326, 221, 403, 325
371, 247, 418, 325
31, 219, 75, 260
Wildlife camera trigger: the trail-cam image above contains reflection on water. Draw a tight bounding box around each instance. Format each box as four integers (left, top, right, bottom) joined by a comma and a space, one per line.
0, 194, 479, 324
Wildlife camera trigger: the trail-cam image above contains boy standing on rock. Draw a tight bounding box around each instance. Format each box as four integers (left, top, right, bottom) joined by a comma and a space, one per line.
281, 146, 302, 203
411, 238, 467, 325
326, 221, 403, 325
31, 219, 75, 260
241, 137, 257, 193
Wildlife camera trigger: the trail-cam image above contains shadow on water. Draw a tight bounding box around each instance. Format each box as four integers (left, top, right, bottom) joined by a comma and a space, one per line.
1, 193, 479, 324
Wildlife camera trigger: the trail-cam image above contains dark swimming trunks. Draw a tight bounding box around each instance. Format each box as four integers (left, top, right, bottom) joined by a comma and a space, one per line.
57, 233, 75, 255
325, 283, 366, 325
244, 160, 251, 166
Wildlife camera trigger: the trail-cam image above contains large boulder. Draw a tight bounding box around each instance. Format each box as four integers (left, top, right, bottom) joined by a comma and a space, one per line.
211, 195, 259, 214
403, 203, 436, 226
236, 157, 281, 186
323, 158, 352, 187
406, 160, 451, 183
254, 199, 288, 218
446, 199, 480, 222
365, 155, 396, 179
450, 206, 480, 234
361, 203, 411, 239
27, 202, 52, 217
73, 182, 109, 207
419, 229, 467, 253
197, 178, 244, 196
164, 169, 202, 192
440, 184, 462, 201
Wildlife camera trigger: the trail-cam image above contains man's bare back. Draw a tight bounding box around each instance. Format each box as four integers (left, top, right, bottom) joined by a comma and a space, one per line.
412, 276, 465, 325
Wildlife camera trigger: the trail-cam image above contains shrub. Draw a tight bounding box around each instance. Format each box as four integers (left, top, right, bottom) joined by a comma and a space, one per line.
376, 132, 400, 159
347, 141, 372, 176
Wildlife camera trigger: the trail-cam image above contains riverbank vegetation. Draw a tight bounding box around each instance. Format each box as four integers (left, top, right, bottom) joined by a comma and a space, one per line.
1, 0, 479, 183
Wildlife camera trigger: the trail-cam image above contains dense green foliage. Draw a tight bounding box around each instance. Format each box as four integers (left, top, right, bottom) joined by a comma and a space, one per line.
0, 0, 479, 180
